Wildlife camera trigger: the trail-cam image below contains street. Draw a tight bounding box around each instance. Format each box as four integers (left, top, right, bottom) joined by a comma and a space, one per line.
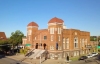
0, 57, 27, 64
1, 54, 100, 64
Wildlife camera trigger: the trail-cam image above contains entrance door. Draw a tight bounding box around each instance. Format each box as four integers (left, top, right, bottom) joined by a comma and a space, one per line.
43, 43, 46, 49
35, 43, 38, 49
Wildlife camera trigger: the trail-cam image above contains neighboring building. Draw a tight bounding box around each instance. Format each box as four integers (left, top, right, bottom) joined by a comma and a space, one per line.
22, 17, 90, 59
0, 32, 7, 40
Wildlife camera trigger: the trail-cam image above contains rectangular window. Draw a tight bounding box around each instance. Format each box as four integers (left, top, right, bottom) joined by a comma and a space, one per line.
59, 28, 61, 34
59, 36, 60, 41
53, 28, 54, 34
63, 43, 65, 49
75, 43, 77, 47
58, 46, 60, 50
58, 28, 59, 34
35, 37, 36, 40
66, 38, 69, 49
63, 38, 65, 43
44, 36, 47, 40
50, 46, 54, 50
74, 43, 78, 48
85, 39, 87, 45
82, 39, 84, 47
51, 35, 53, 41
80, 39, 81, 48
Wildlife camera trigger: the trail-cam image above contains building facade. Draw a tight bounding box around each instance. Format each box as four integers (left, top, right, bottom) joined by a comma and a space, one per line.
0, 32, 7, 40
22, 17, 90, 59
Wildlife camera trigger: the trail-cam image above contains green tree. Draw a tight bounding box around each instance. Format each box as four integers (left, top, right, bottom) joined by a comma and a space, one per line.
10, 30, 24, 46
90, 36, 97, 41
0, 40, 11, 52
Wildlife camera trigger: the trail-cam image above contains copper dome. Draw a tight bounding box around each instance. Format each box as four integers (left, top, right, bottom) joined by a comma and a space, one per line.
48, 17, 64, 23
27, 22, 39, 27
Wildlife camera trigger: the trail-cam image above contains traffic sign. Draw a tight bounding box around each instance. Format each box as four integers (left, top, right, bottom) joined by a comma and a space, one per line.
25, 44, 31, 46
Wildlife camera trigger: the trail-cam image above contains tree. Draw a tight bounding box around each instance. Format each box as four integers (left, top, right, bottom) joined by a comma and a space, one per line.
0, 40, 11, 52
90, 36, 97, 41
10, 30, 24, 46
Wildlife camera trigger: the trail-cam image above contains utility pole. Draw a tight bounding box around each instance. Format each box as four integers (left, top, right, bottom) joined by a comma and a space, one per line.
97, 36, 98, 53
40, 34, 41, 64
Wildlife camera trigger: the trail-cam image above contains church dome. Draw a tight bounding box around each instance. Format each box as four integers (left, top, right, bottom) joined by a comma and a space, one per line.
48, 17, 64, 23
27, 22, 39, 27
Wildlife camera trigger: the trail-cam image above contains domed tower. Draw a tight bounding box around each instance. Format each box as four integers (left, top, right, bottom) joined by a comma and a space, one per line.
27, 22, 39, 48
48, 17, 64, 51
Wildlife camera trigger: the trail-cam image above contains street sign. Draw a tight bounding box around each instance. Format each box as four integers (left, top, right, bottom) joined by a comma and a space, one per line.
25, 44, 31, 46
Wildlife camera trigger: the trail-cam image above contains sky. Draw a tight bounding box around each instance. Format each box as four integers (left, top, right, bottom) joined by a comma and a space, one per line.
0, 0, 100, 37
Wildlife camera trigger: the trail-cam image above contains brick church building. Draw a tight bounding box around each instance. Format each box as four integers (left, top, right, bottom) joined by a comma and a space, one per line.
22, 17, 90, 59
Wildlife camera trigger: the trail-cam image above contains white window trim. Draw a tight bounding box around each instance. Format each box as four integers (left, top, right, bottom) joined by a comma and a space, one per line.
50, 46, 54, 50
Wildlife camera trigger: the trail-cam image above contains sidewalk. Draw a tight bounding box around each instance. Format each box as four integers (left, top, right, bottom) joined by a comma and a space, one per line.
6, 55, 70, 64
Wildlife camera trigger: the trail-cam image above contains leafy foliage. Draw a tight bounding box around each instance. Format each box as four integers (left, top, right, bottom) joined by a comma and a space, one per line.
20, 47, 28, 54
90, 36, 100, 41
9, 30, 24, 46
0, 40, 11, 51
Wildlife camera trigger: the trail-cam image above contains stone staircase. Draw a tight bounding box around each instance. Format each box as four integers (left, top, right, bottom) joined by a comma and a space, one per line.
29, 49, 46, 59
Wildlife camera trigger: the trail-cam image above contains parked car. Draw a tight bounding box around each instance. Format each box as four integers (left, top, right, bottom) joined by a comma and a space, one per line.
91, 52, 98, 56
87, 54, 93, 58
0, 54, 5, 59
78, 56, 88, 60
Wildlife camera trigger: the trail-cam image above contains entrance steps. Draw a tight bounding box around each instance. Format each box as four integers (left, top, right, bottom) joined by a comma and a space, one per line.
29, 49, 46, 59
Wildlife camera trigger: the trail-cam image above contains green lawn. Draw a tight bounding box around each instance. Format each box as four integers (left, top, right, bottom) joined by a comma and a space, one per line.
70, 54, 87, 61
70, 56, 79, 61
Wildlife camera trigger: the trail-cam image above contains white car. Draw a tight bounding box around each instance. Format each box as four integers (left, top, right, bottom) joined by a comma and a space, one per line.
91, 52, 98, 56
87, 54, 93, 58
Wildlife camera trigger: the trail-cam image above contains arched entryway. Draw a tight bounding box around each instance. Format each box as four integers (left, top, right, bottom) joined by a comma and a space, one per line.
43, 43, 46, 49
35, 43, 38, 49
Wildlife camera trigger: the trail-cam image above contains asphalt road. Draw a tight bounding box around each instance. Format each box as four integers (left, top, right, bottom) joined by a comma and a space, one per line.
0, 57, 27, 64
70, 57, 100, 64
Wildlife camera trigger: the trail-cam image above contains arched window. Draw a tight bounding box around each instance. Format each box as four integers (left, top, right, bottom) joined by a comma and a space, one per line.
74, 37, 78, 48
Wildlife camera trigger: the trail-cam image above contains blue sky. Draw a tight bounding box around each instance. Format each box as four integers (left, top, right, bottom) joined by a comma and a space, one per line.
0, 0, 100, 37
